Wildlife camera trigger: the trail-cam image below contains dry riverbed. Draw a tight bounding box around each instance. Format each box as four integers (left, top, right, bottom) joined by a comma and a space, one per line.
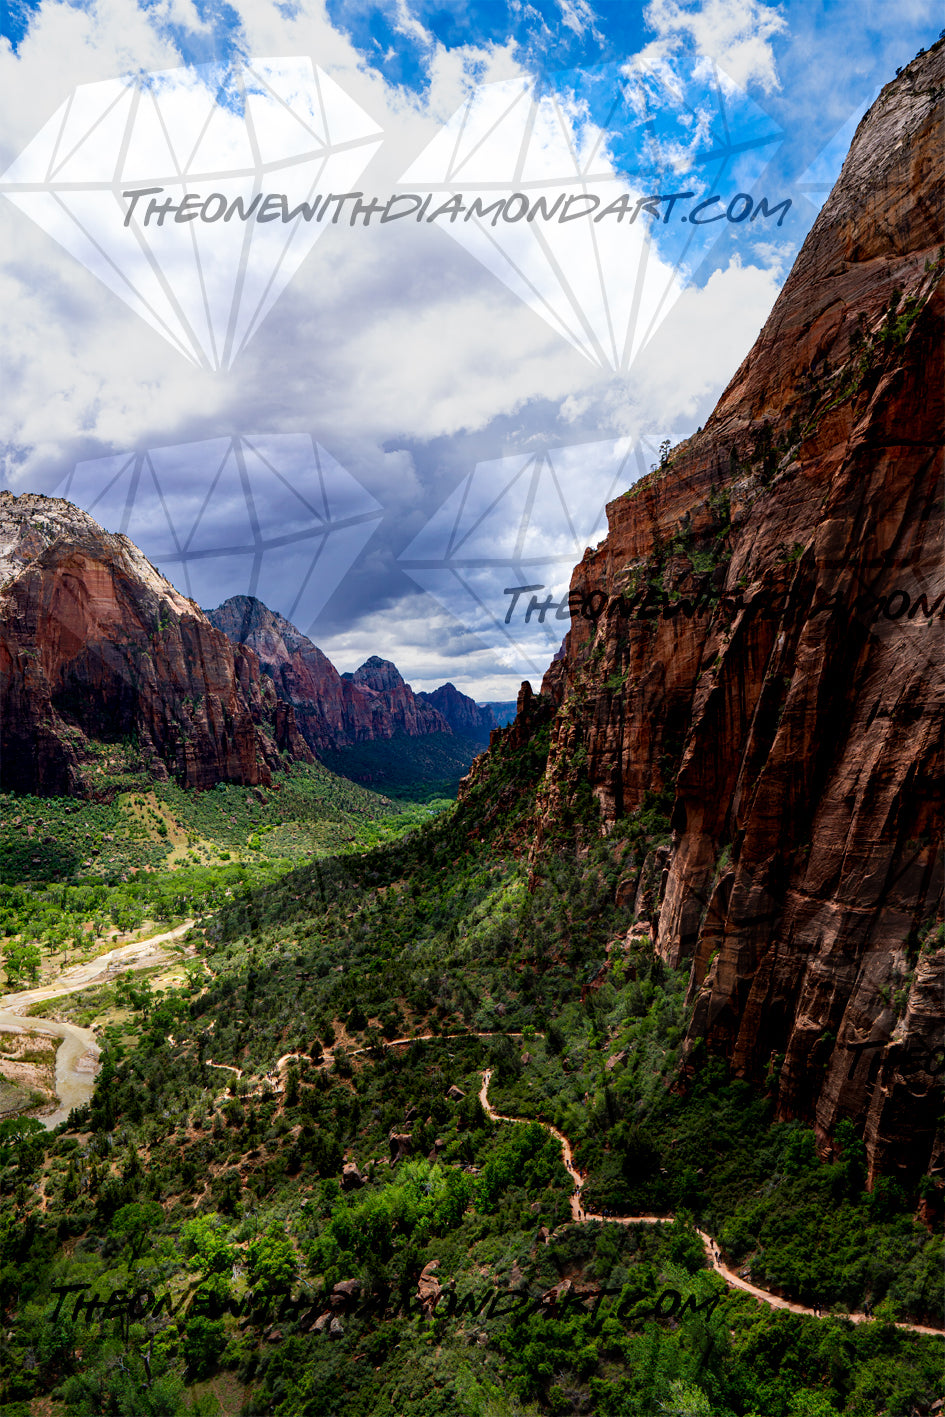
0, 919, 195, 1128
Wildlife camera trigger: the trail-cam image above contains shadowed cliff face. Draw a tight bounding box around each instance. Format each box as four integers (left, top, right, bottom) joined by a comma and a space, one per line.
0, 497, 312, 795
417, 683, 497, 743
531, 46, 944, 1184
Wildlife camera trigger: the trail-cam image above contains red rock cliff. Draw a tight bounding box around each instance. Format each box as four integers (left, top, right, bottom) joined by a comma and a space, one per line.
532, 44, 944, 1185
0, 496, 312, 796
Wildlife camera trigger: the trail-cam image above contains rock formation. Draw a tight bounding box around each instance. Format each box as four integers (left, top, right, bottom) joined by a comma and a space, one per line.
206, 597, 452, 752
417, 683, 497, 742
342, 656, 448, 738
0, 495, 311, 796
512, 44, 943, 1184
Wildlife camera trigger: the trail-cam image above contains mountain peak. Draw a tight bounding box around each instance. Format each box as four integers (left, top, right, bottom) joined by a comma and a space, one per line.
345, 657, 407, 694
207, 602, 451, 750
417, 682, 497, 742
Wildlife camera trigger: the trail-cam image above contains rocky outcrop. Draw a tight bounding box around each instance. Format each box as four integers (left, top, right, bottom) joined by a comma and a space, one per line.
418, 682, 497, 742
0, 495, 311, 796
341, 1162, 364, 1191
206, 598, 450, 753
524, 44, 944, 1184
207, 595, 387, 753
342, 656, 447, 736
388, 1132, 412, 1163
417, 1261, 442, 1317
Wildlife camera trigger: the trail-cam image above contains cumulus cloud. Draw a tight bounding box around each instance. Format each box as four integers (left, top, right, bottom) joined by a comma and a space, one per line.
1, 0, 876, 695
643, 0, 787, 92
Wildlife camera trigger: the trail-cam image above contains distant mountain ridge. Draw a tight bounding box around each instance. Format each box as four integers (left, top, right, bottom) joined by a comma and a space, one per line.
480, 701, 517, 727
205, 595, 496, 756
0, 505, 496, 800
416, 682, 496, 743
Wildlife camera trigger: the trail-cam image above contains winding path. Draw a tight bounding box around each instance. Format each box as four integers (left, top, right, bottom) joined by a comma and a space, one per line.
478, 1067, 944, 1339
17, 945, 931, 1339
0, 920, 194, 1129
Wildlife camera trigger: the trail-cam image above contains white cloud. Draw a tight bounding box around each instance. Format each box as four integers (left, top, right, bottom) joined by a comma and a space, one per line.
389, 0, 434, 50
0, 1, 180, 163
643, 0, 787, 92
320, 590, 539, 700
556, 0, 604, 42
0, 0, 798, 693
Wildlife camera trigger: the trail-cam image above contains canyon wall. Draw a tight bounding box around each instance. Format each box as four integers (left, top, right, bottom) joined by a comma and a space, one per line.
530, 44, 944, 1184
0, 497, 311, 795
206, 597, 468, 753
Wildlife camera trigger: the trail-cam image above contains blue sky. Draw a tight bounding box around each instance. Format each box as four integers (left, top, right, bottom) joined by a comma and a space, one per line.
0, 1, 941, 695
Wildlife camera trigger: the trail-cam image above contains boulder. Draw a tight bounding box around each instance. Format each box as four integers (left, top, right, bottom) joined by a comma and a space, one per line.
388, 1132, 412, 1163
330, 1279, 361, 1309
341, 1162, 363, 1190
417, 1260, 442, 1318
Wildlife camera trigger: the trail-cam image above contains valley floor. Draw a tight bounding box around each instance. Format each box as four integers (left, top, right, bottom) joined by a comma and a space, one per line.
0, 755, 940, 1417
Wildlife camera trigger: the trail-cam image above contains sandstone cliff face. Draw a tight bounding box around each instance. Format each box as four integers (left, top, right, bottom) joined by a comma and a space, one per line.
530, 45, 944, 1184
206, 595, 384, 754
0, 496, 312, 796
342, 656, 448, 737
206, 598, 452, 753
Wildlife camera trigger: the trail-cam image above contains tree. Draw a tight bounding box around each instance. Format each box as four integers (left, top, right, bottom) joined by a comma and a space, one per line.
0, 1116, 44, 1168
180, 1213, 235, 1276
3, 940, 41, 987
109, 1200, 164, 1264
787, 1393, 840, 1417
181, 1315, 226, 1379
659, 1380, 713, 1416
247, 1223, 297, 1296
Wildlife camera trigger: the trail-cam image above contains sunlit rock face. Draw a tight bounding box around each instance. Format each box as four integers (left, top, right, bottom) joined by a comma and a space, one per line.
0, 494, 311, 796
529, 45, 944, 1186
206, 597, 452, 753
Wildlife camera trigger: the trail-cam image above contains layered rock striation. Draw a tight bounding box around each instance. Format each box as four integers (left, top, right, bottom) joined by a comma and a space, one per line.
0, 496, 311, 795
525, 45, 944, 1183
341, 656, 448, 738
207, 596, 495, 755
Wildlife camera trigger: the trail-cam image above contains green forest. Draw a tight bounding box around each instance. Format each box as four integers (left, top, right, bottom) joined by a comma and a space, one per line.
0, 722, 941, 1417
0, 763, 446, 990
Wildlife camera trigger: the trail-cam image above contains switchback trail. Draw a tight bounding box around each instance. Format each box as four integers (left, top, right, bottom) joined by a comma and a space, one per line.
478, 1067, 944, 1339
